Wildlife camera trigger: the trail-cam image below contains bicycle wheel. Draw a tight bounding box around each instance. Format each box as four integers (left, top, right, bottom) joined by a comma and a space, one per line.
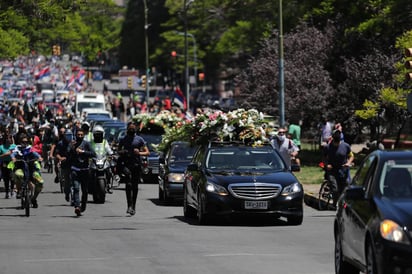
21, 186, 30, 217
318, 180, 334, 210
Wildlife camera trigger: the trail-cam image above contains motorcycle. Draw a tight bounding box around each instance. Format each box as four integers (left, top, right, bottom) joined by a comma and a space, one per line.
89, 155, 113, 203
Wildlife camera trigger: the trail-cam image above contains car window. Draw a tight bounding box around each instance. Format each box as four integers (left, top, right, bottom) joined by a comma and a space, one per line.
351, 154, 376, 187
380, 161, 412, 198
140, 134, 163, 152
205, 147, 284, 171
169, 143, 197, 163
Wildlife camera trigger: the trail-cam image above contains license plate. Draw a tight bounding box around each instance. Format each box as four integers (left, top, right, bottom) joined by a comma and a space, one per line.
244, 201, 268, 209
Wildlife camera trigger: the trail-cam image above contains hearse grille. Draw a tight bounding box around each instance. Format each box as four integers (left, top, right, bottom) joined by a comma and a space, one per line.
228, 183, 282, 200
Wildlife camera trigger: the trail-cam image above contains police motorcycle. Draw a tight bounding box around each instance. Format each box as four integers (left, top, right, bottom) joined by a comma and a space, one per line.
89, 126, 114, 204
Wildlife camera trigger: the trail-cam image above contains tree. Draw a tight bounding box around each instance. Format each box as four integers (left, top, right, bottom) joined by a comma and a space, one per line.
235, 23, 335, 129
354, 31, 412, 146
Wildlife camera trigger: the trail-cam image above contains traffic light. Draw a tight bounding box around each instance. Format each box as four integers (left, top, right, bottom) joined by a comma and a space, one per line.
406, 48, 412, 81
141, 75, 146, 88
171, 51, 177, 58
56, 45, 61, 55
52, 45, 58, 55
198, 72, 205, 81
127, 77, 133, 89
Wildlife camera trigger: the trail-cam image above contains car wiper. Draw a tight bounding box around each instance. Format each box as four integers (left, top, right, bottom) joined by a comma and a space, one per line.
209, 170, 234, 175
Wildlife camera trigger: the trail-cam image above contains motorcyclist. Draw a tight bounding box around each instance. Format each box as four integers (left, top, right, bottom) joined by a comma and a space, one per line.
117, 122, 149, 216
81, 121, 93, 142
90, 125, 114, 194
10, 134, 44, 208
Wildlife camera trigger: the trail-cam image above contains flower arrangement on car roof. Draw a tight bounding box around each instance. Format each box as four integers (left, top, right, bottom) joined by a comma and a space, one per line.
156, 108, 275, 153
132, 110, 185, 131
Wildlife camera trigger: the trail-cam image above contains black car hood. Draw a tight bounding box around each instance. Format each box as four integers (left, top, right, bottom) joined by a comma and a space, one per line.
377, 197, 412, 227
207, 170, 297, 186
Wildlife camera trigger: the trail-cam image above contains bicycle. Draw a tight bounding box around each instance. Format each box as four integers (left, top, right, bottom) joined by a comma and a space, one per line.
318, 165, 351, 211
13, 158, 35, 217
318, 179, 335, 210
57, 161, 65, 194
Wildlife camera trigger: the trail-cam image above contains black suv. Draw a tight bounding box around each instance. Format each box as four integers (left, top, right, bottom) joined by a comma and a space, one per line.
183, 141, 304, 225
158, 141, 197, 202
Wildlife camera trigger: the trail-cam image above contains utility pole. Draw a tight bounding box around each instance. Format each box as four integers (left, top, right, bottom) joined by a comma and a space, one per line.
143, 0, 150, 107
278, 0, 285, 127
183, 0, 194, 112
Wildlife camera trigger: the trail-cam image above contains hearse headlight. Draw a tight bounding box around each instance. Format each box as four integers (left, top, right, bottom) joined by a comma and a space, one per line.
206, 182, 228, 196
281, 182, 302, 196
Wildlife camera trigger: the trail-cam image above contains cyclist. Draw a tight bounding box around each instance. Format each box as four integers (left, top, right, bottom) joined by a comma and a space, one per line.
90, 125, 114, 193
322, 129, 354, 206
50, 127, 66, 183
55, 129, 74, 203
117, 122, 149, 216
10, 134, 44, 208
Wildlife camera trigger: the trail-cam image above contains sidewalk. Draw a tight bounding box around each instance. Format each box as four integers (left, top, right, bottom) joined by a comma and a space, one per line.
302, 183, 322, 209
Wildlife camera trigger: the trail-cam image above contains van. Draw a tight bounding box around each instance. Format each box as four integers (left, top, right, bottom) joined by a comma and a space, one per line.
74, 93, 106, 118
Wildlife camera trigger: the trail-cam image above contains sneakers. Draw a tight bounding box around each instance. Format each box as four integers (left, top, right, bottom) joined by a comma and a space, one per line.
31, 198, 38, 208
107, 188, 113, 194
127, 206, 136, 216
74, 207, 81, 216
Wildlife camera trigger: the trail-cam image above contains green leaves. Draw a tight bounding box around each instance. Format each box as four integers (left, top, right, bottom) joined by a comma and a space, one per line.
0, 0, 122, 60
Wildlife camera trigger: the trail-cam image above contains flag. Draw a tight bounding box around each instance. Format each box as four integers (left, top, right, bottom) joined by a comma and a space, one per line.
36, 67, 50, 80
65, 74, 75, 89
76, 69, 86, 84
173, 87, 187, 110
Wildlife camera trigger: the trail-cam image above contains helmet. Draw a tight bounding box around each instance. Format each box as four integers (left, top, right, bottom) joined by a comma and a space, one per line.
93, 125, 104, 143
81, 121, 90, 131
93, 125, 104, 134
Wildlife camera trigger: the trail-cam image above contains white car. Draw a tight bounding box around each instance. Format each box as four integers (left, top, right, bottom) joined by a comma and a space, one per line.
55, 90, 70, 103
82, 108, 113, 119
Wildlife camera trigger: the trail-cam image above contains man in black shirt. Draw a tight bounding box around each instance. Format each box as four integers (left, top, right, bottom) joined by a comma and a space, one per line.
67, 128, 96, 216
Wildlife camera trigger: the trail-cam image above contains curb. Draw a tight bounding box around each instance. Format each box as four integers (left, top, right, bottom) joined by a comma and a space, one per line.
304, 192, 319, 209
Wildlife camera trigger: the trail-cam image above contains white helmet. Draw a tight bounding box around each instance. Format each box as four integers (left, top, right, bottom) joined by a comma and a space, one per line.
93, 125, 104, 134
92, 125, 105, 143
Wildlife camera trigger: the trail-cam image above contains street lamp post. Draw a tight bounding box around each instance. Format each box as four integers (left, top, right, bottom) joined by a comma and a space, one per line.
278, 0, 285, 127
183, 0, 194, 111
175, 31, 197, 90
143, 0, 150, 107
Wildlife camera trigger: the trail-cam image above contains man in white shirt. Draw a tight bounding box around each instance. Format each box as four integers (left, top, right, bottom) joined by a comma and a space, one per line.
271, 127, 299, 169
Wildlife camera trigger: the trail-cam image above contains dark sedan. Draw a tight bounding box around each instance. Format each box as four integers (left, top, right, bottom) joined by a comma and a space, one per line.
334, 150, 412, 274
158, 141, 197, 202
183, 142, 304, 225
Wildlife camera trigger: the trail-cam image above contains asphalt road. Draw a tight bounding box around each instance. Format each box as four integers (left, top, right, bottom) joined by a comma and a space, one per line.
0, 170, 336, 274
